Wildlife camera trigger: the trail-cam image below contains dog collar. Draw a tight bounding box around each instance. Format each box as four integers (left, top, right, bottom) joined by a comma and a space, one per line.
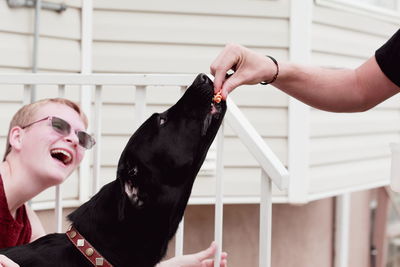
66, 225, 113, 267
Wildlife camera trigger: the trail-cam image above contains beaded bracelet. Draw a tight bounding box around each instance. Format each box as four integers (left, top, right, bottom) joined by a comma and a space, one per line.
260, 55, 279, 85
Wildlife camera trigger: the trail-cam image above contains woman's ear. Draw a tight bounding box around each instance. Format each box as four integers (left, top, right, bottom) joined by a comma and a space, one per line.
9, 126, 24, 152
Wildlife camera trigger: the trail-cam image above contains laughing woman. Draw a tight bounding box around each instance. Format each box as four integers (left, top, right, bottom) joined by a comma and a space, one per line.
0, 98, 227, 267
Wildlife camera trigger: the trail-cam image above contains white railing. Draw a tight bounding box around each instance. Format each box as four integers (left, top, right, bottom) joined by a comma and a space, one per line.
0, 73, 289, 267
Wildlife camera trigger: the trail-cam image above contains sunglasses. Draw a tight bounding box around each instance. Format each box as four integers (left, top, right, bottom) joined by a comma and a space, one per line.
21, 116, 96, 149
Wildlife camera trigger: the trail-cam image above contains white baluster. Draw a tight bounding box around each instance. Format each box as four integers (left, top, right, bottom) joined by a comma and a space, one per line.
54, 84, 65, 233
214, 123, 224, 267
259, 170, 272, 267
93, 85, 102, 194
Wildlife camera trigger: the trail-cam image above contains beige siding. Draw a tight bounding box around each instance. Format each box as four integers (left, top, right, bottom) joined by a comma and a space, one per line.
2, 0, 398, 207
0, 0, 82, 204
91, 0, 291, 200
309, 3, 400, 197
0, 0, 81, 71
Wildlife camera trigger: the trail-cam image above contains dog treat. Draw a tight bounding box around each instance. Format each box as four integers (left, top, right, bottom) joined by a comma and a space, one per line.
213, 91, 222, 103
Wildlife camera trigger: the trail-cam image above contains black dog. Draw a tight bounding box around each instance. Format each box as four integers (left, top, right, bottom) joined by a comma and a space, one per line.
0, 73, 226, 267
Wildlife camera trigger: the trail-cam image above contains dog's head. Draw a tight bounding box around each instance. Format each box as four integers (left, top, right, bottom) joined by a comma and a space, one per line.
116, 73, 226, 216
66, 74, 226, 266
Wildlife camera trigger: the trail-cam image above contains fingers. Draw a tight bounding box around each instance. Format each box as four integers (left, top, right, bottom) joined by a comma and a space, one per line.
219, 72, 243, 99
196, 242, 228, 267
194, 241, 217, 261
0, 255, 19, 267
202, 257, 228, 267
210, 44, 242, 95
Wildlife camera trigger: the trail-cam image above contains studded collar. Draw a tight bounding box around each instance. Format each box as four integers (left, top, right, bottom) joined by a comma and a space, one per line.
66, 226, 113, 267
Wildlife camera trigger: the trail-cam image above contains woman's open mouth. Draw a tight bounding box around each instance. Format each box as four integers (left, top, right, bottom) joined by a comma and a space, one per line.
50, 148, 73, 165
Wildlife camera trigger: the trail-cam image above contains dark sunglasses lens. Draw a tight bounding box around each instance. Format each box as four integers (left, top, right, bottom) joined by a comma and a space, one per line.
77, 131, 95, 149
51, 117, 70, 135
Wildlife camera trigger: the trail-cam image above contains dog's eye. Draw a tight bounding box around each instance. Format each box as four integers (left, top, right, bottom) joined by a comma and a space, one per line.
128, 166, 138, 176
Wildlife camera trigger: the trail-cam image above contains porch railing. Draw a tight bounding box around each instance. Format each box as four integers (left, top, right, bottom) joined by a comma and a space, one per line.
0, 73, 289, 267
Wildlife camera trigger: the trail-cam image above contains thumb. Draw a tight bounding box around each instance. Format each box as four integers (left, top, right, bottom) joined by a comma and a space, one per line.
221, 72, 242, 99
195, 242, 217, 261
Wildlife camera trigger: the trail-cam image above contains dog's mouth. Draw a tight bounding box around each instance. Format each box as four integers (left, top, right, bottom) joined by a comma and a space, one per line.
202, 101, 223, 136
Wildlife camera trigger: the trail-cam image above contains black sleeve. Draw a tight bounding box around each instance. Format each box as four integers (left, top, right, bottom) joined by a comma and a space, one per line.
375, 29, 400, 87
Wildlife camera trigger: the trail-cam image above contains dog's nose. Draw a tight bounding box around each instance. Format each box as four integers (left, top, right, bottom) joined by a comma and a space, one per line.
198, 73, 208, 83
183, 73, 214, 105
196, 73, 212, 85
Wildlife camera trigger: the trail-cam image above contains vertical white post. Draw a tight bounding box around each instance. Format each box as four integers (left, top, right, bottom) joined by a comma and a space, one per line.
81, 0, 92, 74
259, 170, 272, 267
174, 85, 187, 256
55, 185, 62, 232
54, 85, 66, 233
23, 85, 31, 105
79, 0, 93, 202
214, 123, 224, 267
175, 220, 184, 256
135, 86, 147, 128
335, 193, 351, 267
79, 88, 92, 202
288, 0, 313, 203
92, 85, 102, 194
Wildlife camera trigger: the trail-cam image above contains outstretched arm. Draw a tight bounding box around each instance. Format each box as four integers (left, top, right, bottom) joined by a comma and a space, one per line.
210, 44, 400, 112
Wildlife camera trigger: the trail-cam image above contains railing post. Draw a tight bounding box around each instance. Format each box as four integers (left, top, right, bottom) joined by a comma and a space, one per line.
23, 85, 31, 105
175, 220, 184, 256
260, 170, 272, 267
214, 123, 225, 267
335, 193, 351, 267
92, 85, 102, 194
174, 85, 187, 257
54, 85, 66, 233
135, 86, 147, 128
79, 87, 92, 203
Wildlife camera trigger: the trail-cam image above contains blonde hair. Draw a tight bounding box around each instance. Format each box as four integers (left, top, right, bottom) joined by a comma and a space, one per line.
3, 98, 88, 161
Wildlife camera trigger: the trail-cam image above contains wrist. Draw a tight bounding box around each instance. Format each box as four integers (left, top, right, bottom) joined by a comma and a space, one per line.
260, 55, 279, 85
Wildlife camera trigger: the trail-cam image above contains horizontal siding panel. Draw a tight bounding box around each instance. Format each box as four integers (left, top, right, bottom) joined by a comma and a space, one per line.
311, 51, 365, 69
313, 5, 399, 37
99, 83, 288, 108
310, 133, 397, 166
0, 33, 80, 71
378, 93, 400, 109
0, 0, 81, 40
191, 167, 287, 198
310, 108, 400, 137
101, 85, 184, 105
99, 105, 287, 137
309, 157, 390, 194
93, 42, 288, 73
0, 102, 24, 135
227, 107, 287, 137
98, 166, 287, 199
229, 85, 288, 108
312, 23, 387, 58
97, 134, 287, 167
94, 10, 289, 47
100, 104, 168, 136
33, 170, 79, 202
0, 86, 25, 102
223, 136, 287, 167
94, 0, 290, 18
47, 0, 82, 8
